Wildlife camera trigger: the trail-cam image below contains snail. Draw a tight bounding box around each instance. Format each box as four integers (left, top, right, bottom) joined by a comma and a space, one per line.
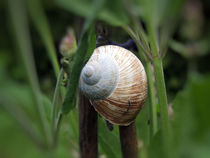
79, 45, 147, 126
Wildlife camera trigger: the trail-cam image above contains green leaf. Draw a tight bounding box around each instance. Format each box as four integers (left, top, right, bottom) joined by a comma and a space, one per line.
62, 26, 96, 113
27, 0, 60, 77
62, 0, 103, 114
62, 30, 89, 114
84, 27, 96, 63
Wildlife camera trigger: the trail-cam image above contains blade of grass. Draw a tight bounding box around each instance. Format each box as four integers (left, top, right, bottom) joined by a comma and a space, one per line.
27, 0, 60, 77
62, 29, 90, 114
7, 0, 52, 146
62, 0, 104, 114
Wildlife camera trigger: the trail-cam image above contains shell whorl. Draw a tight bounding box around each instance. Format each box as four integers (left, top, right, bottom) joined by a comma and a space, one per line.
80, 51, 119, 100
79, 45, 148, 125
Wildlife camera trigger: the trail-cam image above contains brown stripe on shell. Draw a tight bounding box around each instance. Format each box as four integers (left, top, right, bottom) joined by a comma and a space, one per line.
92, 100, 142, 125
105, 98, 141, 109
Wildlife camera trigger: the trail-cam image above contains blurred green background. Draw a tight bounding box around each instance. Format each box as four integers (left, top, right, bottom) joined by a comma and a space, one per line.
1, 0, 210, 157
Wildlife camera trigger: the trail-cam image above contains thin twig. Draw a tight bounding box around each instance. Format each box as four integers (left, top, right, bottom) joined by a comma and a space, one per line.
78, 91, 98, 158
119, 122, 138, 158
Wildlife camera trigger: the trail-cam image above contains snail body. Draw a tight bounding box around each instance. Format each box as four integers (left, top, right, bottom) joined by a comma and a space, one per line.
79, 45, 147, 125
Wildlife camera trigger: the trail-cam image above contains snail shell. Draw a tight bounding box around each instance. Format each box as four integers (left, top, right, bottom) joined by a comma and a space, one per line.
79, 45, 147, 125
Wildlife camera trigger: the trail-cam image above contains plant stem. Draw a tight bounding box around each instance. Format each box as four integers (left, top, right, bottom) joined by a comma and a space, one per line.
123, 25, 158, 139
119, 122, 138, 158
147, 13, 170, 156
145, 62, 158, 138
153, 58, 169, 129
51, 68, 64, 136
153, 57, 169, 156
78, 91, 98, 158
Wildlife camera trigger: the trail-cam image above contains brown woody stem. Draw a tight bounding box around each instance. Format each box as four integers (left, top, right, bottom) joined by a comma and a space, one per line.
78, 91, 98, 158
119, 121, 138, 158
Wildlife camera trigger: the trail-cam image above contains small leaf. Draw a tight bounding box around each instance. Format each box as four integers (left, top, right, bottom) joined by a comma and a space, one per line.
62, 31, 89, 114
84, 26, 96, 63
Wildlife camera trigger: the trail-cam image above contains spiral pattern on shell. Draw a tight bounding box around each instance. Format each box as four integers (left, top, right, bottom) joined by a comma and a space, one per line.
79, 45, 147, 125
